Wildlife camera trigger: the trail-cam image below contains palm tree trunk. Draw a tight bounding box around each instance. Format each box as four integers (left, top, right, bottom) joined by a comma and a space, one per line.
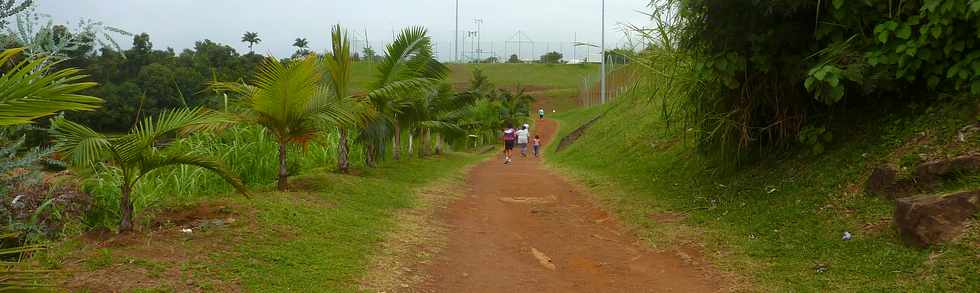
278, 141, 288, 191
435, 133, 442, 155
119, 184, 134, 233
393, 123, 401, 160
418, 128, 426, 158
408, 132, 414, 155
365, 144, 376, 167
337, 128, 350, 173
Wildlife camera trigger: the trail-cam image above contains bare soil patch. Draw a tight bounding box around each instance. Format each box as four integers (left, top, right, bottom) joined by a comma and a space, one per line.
59, 201, 250, 292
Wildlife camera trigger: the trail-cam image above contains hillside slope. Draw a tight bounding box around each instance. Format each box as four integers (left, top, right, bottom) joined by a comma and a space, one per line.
546, 95, 980, 291
351, 62, 599, 111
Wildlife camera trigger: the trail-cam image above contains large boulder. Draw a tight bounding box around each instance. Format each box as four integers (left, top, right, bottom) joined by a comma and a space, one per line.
915, 154, 980, 186
894, 190, 980, 248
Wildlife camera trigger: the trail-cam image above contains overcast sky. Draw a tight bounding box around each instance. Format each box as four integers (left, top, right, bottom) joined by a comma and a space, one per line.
40, 0, 653, 61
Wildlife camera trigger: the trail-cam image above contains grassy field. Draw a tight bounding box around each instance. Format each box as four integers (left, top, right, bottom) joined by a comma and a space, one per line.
351, 62, 600, 111
545, 95, 980, 291
50, 152, 484, 292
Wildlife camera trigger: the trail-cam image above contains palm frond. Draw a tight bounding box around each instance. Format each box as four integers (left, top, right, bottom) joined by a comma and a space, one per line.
115, 107, 227, 163
0, 48, 102, 125
50, 117, 114, 167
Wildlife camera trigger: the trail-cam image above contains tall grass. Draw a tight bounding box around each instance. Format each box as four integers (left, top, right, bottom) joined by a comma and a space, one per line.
82, 125, 349, 229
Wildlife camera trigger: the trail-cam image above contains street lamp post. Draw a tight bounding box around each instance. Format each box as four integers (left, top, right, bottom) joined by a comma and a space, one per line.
600, 0, 606, 104
455, 0, 459, 63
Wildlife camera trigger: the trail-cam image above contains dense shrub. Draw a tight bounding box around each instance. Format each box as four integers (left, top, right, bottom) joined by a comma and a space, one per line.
675, 0, 980, 157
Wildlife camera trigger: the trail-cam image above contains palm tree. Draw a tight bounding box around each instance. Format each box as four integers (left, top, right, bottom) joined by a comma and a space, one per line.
362, 26, 447, 162
402, 83, 472, 157
0, 47, 102, 126
50, 108, 248, 232
293, 37, 310, 58
212, 55, 361, 190
497, 86, 536, 125
320, 25, 357, 173
241, 31, 261, 54
293, 38, 309, 50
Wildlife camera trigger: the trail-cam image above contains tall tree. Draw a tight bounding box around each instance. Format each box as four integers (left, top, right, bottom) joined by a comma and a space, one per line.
241, 31, 260, 54
293, 38, 308, 50
212, 55, 360, 190
51, 108, 248, 232
292, 37, 310, 58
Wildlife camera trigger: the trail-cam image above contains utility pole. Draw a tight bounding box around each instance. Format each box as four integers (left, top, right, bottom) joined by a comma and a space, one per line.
455, 0, 459, 63
474, 18, 483, 62
600, 0, 607, 104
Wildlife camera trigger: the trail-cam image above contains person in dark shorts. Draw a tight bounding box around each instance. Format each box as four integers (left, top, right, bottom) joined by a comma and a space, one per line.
538, 107, 545, 120
502, 124, 516, 164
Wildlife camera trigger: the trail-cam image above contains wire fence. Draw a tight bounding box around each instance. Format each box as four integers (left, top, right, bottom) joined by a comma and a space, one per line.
577, 61, 635, 107
350, 39, 632, 64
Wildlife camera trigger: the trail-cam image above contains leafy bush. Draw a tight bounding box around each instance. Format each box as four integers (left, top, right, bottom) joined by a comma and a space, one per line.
674, 0, 980, 157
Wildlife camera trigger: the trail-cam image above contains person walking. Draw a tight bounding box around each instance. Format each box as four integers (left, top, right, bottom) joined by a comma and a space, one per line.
532, 135, 541, 157
538, 107, 545, 120
502, 124, 516, 164
516, 124, 530, 158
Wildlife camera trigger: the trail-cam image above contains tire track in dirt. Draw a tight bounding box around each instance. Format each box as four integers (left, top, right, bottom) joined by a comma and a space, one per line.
417, 119, 723, 292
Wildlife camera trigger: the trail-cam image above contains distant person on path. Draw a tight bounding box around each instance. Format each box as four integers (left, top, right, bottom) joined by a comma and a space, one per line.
532, 135, 541, 157
517, 124, 530, 158
538, 107, 545, 120
502, 124, 516, 164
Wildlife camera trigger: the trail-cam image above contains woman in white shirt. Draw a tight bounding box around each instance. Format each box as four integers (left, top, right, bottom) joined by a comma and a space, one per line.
516, 125, 530, 158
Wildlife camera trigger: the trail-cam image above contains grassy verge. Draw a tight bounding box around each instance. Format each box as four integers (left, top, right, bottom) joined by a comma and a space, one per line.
51, 152, 483, 292
545, 96, 980, 291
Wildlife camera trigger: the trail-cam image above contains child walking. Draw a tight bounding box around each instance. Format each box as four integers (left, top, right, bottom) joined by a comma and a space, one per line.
532, 135, 541, 157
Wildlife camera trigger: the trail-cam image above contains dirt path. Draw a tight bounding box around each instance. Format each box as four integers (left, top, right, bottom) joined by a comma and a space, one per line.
418, 119, 722, 292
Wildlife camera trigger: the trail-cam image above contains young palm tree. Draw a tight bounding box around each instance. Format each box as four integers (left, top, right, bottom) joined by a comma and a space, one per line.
362, 26, 447, 161
0, 47, 102, 126
402, 83, 470, 157
320, 25, 358, 173
241, 31, 261, 54
213, 55, 360, 190
50, 108, 248, 232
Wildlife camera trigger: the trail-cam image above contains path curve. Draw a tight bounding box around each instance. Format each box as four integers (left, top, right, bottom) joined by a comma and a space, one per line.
418, 119, 723, 292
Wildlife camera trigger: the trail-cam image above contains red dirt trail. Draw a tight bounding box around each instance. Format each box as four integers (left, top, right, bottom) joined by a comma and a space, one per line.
418, 119, 722, 292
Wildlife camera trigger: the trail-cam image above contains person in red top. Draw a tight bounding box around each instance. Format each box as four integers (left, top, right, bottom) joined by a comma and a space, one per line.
502, 123, 516, 164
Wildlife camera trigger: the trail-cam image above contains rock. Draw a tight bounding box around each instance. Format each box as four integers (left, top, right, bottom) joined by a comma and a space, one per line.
915, 154, 980, 185
530, 247, 557, 270
894, 190, 980, 248
866, 164, 898, 197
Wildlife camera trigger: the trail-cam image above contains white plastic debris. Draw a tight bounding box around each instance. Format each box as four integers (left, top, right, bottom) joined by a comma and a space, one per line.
180, 228, 193, 233
842, 231, 852, 241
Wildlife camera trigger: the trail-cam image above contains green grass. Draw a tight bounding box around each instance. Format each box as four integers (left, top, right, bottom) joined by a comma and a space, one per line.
350, 62, 596, 112
447, 63, 599, 90
353, 62, 598, 91
546, 95, 980, 291
210, 152, 483, 292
